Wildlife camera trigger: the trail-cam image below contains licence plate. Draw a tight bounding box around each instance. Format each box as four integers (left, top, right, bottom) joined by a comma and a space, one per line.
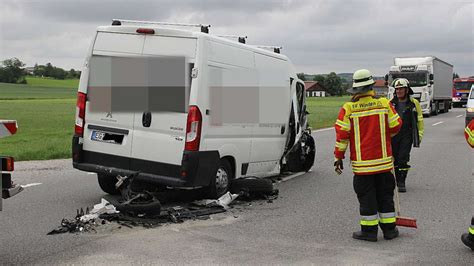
91, 130, 124, 144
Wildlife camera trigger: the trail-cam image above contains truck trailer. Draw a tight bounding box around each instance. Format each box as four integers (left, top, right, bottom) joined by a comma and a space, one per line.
386, 56, 453, 116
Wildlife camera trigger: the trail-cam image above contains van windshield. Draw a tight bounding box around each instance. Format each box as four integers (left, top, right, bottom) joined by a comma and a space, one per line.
88, 55, 191, 113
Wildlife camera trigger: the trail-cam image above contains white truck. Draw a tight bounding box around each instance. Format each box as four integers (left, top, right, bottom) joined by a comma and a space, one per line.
72, 20, 315, 198
386, 56, 453, 116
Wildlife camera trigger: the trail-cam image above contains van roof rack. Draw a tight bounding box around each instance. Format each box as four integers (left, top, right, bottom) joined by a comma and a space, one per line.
217, 35, 247, 44
111, 19, 211, 33
252, 45, 282, 54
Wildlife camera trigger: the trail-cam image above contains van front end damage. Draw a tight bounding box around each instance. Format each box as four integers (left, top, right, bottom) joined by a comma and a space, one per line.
72, 135, 220, 188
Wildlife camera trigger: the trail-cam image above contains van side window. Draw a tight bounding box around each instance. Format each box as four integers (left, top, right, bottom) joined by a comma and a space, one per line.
296, 82, 305, 116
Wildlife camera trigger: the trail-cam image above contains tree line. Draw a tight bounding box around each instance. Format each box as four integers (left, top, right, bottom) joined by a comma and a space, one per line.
0, 57, 81, 84
297, 72, 348, 96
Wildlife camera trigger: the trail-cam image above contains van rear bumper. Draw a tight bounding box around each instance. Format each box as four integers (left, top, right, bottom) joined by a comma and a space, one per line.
72, 136, 219, 188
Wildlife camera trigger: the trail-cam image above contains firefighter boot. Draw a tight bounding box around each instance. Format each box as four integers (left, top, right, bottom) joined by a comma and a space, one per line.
380, 223, 399, 240
397, 170, 407, 193
353, 225, 378, 242
461, 233, 474, 250
461, 217, 474, 250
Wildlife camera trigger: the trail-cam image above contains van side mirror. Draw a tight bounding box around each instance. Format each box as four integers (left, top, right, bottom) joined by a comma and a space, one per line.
429, 74, 434, 80
430, 80, 434, 85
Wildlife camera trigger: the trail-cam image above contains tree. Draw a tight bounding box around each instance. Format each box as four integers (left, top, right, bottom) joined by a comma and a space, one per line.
325, 72, 344, 96
0, 57, 26, 84
44, 62, 54, 77
453, 72, 460, 79
297, 72, 306, 81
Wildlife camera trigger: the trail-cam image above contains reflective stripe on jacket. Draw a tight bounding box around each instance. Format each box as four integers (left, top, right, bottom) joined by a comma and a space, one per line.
334, 90, 402, 175
465, 120, 474, 148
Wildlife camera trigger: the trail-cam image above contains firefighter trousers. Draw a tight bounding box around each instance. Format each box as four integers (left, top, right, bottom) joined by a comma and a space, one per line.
392, 129, 413, 170
353, 171, 396, 232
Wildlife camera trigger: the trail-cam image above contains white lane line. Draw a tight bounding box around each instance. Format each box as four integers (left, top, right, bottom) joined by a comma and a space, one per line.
432, 121, 444, 126
21, 183, 42, 188
457, 115, 463, 118
313, 127, 333, 133
280, 172, 306, 182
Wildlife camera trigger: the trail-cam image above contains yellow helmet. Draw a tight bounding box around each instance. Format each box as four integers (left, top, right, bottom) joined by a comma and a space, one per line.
347, 69, 375, 94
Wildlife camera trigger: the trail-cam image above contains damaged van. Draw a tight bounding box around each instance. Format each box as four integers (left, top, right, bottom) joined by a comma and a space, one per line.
72, 20, 315, 198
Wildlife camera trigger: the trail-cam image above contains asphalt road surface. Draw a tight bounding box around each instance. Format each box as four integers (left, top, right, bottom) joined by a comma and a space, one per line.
1, 108, 472, 264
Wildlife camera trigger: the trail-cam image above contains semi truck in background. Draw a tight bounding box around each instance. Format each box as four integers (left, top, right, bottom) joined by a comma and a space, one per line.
386, 56, 453, 116
453, 77, 474, 107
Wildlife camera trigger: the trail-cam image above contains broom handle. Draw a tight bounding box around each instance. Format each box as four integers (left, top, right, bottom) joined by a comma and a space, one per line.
392, 169, 402, 216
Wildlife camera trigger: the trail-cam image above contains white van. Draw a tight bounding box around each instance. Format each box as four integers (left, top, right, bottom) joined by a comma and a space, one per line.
72, 20, 315, 197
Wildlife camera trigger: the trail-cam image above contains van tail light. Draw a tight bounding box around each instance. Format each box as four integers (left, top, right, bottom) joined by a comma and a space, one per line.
136, 28, 155, 34
185, 105, 202, 151
1, 157, 14, 171
75, 92, 87, 136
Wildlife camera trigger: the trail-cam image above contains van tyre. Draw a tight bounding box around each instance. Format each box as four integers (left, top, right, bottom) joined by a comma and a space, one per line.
206, 159, 233, 199
284, 132, 316, 173
230, 177, 274, 194
97, 174, 120, 195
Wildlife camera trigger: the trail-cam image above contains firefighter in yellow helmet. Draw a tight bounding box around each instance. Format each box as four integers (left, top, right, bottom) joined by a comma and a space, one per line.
461, 119, 474, 250
334, 69, 402, 241
390, 78, 424, 192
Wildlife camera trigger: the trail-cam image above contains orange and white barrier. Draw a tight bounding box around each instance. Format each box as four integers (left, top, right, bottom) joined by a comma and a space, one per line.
0, 120, 17, 138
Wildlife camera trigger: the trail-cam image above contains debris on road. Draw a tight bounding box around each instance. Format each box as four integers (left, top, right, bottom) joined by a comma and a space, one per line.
48, 175, 279, 235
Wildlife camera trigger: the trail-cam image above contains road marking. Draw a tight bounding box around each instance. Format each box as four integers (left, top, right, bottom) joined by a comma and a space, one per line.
280, 172, 306, 182
456, 115, 463, 118
313, 127, 333, 133
21, 183, 42, 188
432, 121, 444, 126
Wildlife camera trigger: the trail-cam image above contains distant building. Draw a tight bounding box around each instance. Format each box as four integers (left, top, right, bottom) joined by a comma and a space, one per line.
304, 81, 327, 97
25, 67, 35, 75
373, 79, 388, 97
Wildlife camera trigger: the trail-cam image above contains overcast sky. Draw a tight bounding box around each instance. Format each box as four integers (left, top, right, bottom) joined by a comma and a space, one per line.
1, 0, 473, 76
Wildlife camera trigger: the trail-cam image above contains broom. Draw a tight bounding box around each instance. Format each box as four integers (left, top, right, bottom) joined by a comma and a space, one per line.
394, 172, 418, 228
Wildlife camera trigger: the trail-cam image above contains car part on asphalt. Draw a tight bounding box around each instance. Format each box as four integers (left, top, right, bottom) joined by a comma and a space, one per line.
115, 172, 162, 216
230, 176, 274, 195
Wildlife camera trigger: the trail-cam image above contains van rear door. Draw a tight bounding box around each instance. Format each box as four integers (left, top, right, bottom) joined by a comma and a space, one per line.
129, 35, 197, 166
82, 32, 145, 160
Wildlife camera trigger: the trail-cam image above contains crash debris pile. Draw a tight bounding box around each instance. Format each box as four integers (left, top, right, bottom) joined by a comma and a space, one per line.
48, 176, 279, 235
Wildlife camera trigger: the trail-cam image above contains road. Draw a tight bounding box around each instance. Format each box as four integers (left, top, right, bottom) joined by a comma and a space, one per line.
1, 108, 472, 264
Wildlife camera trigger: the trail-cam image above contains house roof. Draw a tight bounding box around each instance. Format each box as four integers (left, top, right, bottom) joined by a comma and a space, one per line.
373, 79, 387, 88
304, 81, 327, 91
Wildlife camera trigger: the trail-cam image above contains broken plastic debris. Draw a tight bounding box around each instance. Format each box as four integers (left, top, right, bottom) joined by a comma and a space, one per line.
192, 192, 239, 209
80, 198, 118, 222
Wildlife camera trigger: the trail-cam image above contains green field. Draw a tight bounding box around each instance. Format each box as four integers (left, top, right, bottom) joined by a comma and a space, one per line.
306, 96, 349, 129
1, 78, 346, 161
0, 82, 76, 99
25, 76, 79, 89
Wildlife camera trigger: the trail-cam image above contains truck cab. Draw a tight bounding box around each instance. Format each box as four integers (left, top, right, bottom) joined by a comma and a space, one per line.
387, 56, 453, 116
453, 77, 474, 108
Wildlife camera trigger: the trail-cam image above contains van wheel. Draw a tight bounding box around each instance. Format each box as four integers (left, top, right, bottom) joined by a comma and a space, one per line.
285, 132, 316, 173
97, 174, 120, 195
206, 159, 233, 199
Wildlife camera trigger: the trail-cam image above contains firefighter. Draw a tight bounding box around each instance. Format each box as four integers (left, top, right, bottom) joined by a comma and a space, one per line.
390, 78, 424, 192
461, 119, 474, 250
334, 69, 402, 242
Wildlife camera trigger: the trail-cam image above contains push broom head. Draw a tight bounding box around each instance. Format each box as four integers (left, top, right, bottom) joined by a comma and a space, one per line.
396, 216, 417, 228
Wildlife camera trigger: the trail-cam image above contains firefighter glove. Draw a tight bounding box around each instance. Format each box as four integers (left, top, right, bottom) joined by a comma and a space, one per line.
334, 158, 343, 175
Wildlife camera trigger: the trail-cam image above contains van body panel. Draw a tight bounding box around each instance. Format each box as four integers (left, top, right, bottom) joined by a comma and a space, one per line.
94, 32, 144, 54
73, 24, 309, 189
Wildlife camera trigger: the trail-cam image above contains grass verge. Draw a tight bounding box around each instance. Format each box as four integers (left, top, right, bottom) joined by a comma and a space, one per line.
306, 96, 350, 129
25, 77, 79, 89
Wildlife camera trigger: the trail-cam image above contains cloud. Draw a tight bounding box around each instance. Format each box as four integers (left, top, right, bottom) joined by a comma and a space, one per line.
0, 0, 472, 76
